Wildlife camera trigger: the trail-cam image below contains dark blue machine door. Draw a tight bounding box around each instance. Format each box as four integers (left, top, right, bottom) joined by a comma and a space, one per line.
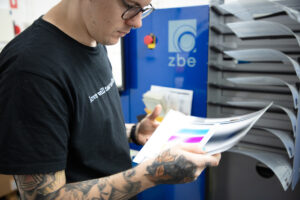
123, 6, 209, 122
121, 5, 210, 200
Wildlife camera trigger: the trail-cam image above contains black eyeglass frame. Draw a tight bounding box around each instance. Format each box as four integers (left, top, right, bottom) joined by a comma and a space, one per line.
121, 2, 154, 20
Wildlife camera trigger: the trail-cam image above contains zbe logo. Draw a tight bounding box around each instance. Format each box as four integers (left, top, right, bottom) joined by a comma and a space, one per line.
168, 19, 197, 68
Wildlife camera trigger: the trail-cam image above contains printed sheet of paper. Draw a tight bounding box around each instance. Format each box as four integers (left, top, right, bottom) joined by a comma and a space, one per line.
133, 110, 215, 164
227, 76, 299, 109
258, 127, 295, 158
292, 94, 300, 190
143, 85, 193, 116
219, 0, 282, 20
205, 103, 272, 154
230, 146, 292, 191
193, 103, 272, 139
226, 101, 297, 137
225, 49, 300, 80
134, 103, 272, 163
227, 21, 300, 47
269, 0, 300, 12
269, 0, 300, 23
280, 6, 300, 23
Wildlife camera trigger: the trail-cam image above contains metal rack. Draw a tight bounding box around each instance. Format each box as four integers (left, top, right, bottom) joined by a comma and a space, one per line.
206, 0, 300, 199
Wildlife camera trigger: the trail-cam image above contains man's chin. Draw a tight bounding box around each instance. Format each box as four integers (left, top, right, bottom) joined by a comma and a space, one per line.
104, 37, 121, 46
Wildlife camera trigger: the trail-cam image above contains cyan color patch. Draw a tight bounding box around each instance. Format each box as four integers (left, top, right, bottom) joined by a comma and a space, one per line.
178, 128, 209, 135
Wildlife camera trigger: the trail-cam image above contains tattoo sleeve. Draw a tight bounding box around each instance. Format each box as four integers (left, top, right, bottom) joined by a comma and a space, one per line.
14, 169, 142, 200
145, 149, 197, 184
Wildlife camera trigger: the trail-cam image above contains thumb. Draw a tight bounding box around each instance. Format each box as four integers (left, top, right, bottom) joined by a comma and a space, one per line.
179, 143, 206, 154
148, 104, 162, 121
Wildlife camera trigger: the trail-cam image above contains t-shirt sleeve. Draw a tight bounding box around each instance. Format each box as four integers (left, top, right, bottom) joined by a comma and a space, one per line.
0, 70, 70, 174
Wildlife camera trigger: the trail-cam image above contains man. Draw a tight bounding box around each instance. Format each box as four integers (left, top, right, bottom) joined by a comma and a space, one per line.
0, 0, 221, 199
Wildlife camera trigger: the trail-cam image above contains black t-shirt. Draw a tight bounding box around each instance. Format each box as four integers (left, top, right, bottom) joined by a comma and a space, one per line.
0, 17, 132, 183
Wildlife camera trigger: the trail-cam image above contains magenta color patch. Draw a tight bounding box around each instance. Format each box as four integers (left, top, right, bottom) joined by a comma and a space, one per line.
168, 136, 179, 141
168, 136, 204, 143
185, 137, 203, 143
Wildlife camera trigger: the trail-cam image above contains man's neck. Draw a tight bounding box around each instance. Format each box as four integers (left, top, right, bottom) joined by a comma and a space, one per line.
43, 0, 97, 47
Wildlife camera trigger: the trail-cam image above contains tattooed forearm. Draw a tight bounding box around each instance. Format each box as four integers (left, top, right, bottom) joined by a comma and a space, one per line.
109, 169, 142, 199
14, 171, 65, 199
15, 169, 142, 200
145, 149, 197, 184
123, 170, 142, 194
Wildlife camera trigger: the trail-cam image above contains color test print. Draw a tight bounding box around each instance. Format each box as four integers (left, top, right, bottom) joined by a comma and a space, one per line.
167, 128, 209, 143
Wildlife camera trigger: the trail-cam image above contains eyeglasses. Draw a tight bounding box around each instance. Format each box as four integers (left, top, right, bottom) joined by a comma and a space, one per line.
121, 1, 154, 20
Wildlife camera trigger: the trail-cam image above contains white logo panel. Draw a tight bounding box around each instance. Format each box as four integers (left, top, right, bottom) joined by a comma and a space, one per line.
168, 19, 197, 53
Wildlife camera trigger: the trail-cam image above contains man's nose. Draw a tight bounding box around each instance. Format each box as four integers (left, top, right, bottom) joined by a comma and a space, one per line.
125, 12, 143, 29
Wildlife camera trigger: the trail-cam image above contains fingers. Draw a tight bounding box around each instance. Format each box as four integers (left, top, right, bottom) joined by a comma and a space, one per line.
174, 143, 221, 167
147, 104, 162, 121
178, 143, 206, 154
212, 153, 221, 161
199, 153, 221, 167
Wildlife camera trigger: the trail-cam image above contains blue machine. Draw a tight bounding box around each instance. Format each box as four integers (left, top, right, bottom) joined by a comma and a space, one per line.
120, 5, 210, 200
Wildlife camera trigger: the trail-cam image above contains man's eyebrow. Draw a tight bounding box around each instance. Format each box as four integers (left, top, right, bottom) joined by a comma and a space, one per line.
126, 0, 143, 7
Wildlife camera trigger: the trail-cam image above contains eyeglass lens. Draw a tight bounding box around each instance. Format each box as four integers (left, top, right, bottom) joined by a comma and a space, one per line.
122, 4, 153, 20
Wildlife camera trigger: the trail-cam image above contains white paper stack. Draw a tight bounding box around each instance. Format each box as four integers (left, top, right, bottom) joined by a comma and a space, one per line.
142, 85, 193, 116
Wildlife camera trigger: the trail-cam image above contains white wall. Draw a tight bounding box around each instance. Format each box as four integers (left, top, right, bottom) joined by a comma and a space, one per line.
25, 0, 59, 22
11, 0, 59, 29
0, 0, 60, 50
0, 0, 9, 9
0, 0, 60, 31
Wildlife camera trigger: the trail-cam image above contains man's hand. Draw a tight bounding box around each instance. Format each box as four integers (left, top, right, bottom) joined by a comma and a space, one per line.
144, 143, 221, 185
136, 104, 162, 145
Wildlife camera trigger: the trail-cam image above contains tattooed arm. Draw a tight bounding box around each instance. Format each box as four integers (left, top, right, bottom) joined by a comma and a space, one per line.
14, 143, 220, 200
14, 167, 151, 200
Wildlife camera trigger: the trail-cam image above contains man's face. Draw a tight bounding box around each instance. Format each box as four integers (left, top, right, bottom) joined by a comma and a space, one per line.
80, 0, 152, 45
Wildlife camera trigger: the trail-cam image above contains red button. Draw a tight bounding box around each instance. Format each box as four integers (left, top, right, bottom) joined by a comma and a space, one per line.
144, 35, 153, 45
14, 25, 21, 35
